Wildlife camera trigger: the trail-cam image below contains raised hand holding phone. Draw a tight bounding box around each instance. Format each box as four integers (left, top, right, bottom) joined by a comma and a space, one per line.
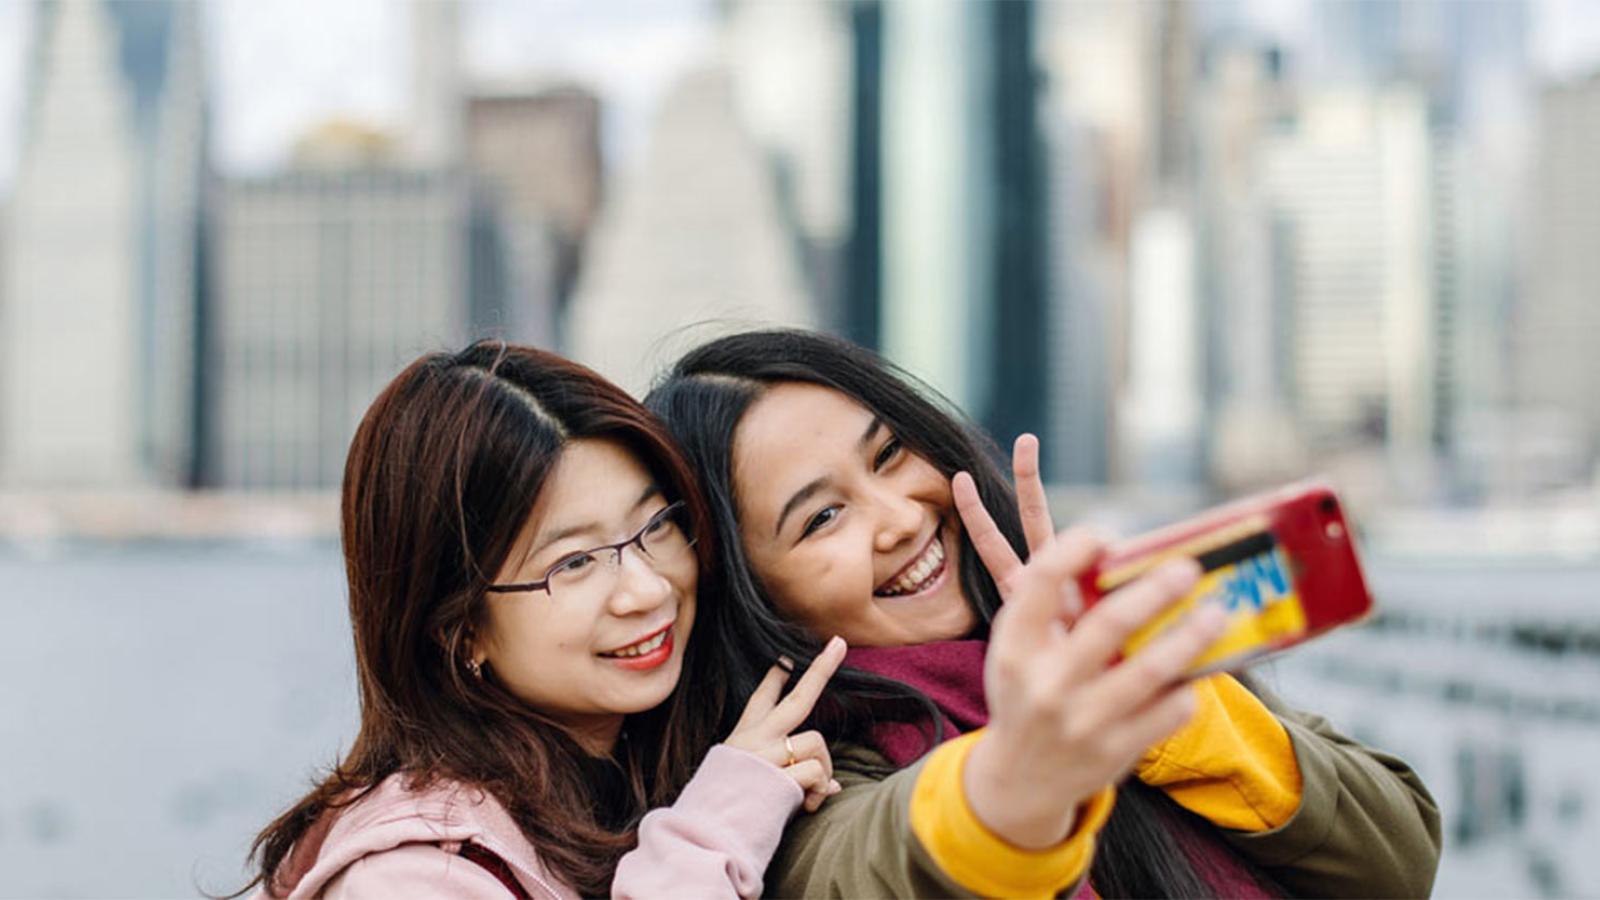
1076, 483, 1374, 675
956, 447, 1375, 676
961, 530, 1229, 849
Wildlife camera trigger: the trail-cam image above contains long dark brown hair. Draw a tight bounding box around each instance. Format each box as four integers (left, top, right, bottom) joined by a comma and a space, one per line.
647, 329, 1282, 899
243, 341, 728, 898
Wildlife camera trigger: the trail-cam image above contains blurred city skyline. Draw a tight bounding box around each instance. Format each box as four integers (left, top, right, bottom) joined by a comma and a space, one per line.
0, 0, 716, 182
3, 0, 1600, 550
4, 0, 1600, 183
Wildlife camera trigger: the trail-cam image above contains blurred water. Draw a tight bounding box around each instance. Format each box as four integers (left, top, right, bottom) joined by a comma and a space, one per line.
0, 544, 1595, 897
0, 543, 355, 899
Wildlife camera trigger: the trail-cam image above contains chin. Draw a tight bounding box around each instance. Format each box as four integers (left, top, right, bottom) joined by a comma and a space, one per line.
627, 660, 686, 711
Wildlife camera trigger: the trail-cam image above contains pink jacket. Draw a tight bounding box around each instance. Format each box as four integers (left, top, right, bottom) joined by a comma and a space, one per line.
260, 745, 803, 899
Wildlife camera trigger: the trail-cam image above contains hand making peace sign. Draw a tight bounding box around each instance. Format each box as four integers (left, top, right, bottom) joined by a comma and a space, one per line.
952, 434, 1067, 605
724, 635, 848, 813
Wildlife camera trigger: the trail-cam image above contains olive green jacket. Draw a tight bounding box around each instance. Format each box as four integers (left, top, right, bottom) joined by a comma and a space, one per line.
769, 673, 1442, 898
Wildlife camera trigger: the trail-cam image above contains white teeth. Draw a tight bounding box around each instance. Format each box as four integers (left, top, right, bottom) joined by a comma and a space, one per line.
607, 630, 667, 658
877, 536, 946, 597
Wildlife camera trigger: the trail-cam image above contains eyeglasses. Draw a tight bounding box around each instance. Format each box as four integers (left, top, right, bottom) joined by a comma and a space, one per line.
486, 501, 697, 600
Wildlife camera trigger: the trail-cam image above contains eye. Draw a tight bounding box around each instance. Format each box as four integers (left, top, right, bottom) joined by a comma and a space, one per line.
549, 552, 597, 578
643, 509, 672, 536
801, 505, 840, 539
873, 436, 903, 471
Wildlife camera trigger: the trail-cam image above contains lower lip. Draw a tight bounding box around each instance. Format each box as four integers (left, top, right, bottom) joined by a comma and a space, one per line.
603, 628, 674, 672
876, 536, 953, 601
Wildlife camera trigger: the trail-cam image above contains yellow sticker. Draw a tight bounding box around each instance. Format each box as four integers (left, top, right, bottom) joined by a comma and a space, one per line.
1121, 544, 1308, 671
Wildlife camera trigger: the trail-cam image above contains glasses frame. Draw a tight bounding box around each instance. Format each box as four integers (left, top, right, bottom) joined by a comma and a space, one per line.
485, 500, 695, 596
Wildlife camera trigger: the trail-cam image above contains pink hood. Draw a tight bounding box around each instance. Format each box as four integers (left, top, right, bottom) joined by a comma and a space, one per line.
264, 773, 566, 899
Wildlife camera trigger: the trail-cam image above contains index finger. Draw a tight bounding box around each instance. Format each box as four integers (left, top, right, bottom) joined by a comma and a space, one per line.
767, 636, 848, 734
1012, 434, 1055, 555
996, 528, 1106, 641
1064, 558, 1202, 679
952, 471, 1024, 589
734, 660, 792, 731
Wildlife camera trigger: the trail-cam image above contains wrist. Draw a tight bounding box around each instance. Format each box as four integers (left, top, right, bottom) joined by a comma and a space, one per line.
963, 732, 1080, 850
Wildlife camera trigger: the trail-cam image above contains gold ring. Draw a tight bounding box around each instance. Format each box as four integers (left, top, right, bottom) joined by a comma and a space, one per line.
784, 735, 797, 768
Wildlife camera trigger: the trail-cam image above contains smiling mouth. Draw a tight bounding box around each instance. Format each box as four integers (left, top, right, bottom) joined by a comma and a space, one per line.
873, 529, 948, 598
599, 622, 673, 659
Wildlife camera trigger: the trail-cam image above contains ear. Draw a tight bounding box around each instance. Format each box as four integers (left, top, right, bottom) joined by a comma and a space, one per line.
439, 622, 489, 668
465, 636, 489, 669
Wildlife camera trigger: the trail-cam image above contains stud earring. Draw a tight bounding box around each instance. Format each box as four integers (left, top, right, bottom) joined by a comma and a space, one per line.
466, 657, 483, 678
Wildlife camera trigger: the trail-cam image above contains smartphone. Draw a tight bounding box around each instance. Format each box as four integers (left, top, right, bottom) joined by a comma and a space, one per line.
1075, 482, 1374, 675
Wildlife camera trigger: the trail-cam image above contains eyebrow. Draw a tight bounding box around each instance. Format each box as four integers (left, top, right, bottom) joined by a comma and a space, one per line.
525, 483, 663, 565
858, 416, 883, 452
772, 416, 883, 539
774, 477, 829, 539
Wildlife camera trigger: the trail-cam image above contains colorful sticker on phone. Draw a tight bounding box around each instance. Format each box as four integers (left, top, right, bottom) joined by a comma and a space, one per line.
1120, 535, 1308, 672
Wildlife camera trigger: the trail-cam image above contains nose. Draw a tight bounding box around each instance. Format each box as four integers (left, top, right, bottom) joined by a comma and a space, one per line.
606, 548, 674, 617
869, 483, 924, 554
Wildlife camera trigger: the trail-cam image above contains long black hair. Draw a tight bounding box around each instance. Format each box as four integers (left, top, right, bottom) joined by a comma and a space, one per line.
646, 328, 1276, 899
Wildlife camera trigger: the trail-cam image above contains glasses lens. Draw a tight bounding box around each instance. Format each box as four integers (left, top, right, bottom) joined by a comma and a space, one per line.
640, 503, 692, 560
545, 551, 603, 599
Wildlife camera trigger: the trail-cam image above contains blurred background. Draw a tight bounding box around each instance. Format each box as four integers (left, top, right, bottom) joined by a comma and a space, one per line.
0, 0, 1597, 895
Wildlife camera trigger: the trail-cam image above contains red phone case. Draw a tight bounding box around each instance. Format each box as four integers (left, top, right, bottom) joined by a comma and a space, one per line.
1075, 482, 1375, 674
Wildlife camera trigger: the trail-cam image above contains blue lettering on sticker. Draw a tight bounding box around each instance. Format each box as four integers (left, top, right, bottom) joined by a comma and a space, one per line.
1217, 549, 1292, 613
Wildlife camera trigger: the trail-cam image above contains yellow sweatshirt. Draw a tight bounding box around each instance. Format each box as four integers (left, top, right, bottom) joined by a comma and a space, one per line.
907, 673, 1302, 897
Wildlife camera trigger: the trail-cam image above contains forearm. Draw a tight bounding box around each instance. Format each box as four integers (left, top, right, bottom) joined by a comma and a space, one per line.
771, 736, 1115, 900
615, 745, 803, 900
921, 731, 1114, 898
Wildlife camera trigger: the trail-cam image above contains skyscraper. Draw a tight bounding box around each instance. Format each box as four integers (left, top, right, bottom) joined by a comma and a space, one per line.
1040, 111, 1111, 485
465, 85, 602, 345
872, 0, 1048, 449
1513, 74, 1600, 487
403, 0, 462, 170
206, 166, 473, 490
1, 0, 207, 488
1262, 89, 1437, 472
1193, 41, 1306, 490
567, 67, 816, 394
1037, 0, 1150, 483
724, 0, 853, 330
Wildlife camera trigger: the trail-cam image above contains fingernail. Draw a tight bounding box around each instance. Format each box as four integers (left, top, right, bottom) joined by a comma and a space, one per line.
777, 655, 794, 671
828, 635, 846, 653
829, 779, 842, 794
1167, 558, 1202, 583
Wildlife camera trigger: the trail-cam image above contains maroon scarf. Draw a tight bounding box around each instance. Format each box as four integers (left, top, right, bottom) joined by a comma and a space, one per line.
844, 640, 1276, 899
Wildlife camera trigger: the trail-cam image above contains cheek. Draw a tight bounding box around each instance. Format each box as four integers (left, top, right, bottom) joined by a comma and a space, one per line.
486, 604, 575, 662
771, 542, 872, 621
909, 459, 954, 504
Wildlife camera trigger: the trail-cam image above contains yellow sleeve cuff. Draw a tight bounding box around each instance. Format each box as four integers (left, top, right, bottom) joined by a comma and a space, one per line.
1136, 674, 1303, 831
910, 730, 1115, 898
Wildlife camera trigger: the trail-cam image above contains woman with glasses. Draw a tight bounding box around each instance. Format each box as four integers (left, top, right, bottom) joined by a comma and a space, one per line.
646, 328, 1441, 899
244, 341, 845, 899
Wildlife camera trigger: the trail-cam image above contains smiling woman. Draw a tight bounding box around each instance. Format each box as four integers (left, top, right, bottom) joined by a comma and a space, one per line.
238, 341, 847, 899
647, 328, 1442, 899
734, 382, 976, 647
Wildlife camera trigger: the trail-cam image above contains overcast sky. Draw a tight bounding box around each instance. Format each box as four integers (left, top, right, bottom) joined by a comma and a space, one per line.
1, 0, 1599, 190
0, 0, 716, 185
